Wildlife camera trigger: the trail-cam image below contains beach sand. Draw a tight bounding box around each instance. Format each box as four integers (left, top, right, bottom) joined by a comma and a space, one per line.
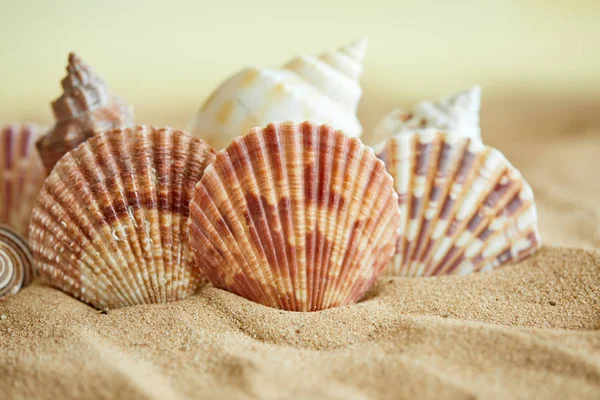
1, 96, 599, 399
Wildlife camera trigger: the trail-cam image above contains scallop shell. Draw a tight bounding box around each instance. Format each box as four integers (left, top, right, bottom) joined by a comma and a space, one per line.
188, 121, 401, 311
0, 123, 45, 236
29, 125, 216, 309
0, 225, 34, 301
36, 53, 134, 173
371, 86, 481, 145
190, 38, 367, 150
374, 129, 541, 277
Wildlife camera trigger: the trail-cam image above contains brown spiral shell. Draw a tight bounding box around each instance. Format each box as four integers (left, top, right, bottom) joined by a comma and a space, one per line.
189, 121, 401, 311
36, 53, 134, 173
0, 225, 34, 301
29, 125, 216, 309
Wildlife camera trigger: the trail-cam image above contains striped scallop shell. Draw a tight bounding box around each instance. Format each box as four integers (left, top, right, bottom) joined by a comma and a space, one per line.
36, 53, 134, 173
189, 122, 401, 311
375, 129, 541, 277
0, 225, 34, 301
191, 39, 367, 150
371, 86, 481, 145
29, 126, 216, 309
0, 123, 45, 236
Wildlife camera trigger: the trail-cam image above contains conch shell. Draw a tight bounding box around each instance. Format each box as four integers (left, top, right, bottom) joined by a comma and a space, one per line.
188, 122, 400, 311
36, 53, 134, 173
374, 129, 541, 277
0, 225, 34, 301
0, 123, 45, 235
371, 86, 481, 145
190, 39, 368, 150
29, 126, 216, 309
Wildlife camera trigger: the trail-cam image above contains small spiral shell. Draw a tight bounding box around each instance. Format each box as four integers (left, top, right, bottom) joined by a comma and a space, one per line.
371, 86, 481, 145
36, 53, 134, 172
0, 225, 34, 300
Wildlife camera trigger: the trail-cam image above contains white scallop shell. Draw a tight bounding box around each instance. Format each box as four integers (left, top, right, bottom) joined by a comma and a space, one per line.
374, 129, 541, 277
372, 86, 481, 145
190, 39, 367, 150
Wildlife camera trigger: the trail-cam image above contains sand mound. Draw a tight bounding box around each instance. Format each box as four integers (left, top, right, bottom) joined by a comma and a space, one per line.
1, 247, 599, 399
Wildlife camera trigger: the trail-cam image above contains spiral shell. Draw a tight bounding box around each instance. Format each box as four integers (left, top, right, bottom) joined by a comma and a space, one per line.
0, 225, 34, 301
29, 126, 216, 309
371, 86, 481, 145
0, 123, 45, 235
191, 39, 367, 150
375, 129, 541, 277
189, 121, 401, 311
36, 53, 134, 173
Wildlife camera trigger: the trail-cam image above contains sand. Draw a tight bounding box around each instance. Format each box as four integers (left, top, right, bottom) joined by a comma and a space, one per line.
1, 96, 599, 399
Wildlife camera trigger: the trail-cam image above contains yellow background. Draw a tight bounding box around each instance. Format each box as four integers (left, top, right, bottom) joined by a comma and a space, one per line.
1, 0, 598, 131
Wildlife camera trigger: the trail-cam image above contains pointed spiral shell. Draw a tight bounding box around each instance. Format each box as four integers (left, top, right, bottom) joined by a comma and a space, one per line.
189, 121, 401, 311
372, 86, 481, 145
36, 53, 134, 172
30, 125, 216, 309
0, 225, 34, 301
191, 39, 368, 150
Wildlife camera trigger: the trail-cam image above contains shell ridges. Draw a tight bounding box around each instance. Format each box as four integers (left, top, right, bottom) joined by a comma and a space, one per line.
189, 121, 400, 311
29, 125, 216, 309
375, 129, 541, 277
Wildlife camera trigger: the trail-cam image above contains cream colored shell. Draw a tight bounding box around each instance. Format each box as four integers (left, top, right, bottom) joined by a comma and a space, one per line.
375, 129, 541, 277
371, 86, 481, 145
190, 39, 367, 150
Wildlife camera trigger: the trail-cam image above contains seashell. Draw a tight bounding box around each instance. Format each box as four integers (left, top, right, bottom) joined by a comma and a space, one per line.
374, 129, 541, 277
36, 53, 134, 173
29, 125, 216, 309
371, 86, 481, 145
0, 123, 45, 236
190, 39, 368, 150
0, 225, 34, 301
188, 121, 401, 311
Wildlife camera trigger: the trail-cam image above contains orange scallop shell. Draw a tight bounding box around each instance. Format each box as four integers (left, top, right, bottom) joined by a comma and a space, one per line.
189, 122, 401, 311
29, 126, 215, 309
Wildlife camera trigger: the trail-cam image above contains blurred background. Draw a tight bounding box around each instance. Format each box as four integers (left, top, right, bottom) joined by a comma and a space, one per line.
1, 0, 599, 248
0, 0, 599, 130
